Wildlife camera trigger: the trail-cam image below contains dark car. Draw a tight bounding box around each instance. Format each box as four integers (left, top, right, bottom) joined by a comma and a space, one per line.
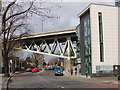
39, 68, 43, 71
31, 68, 39, 73
55, 67, 64, 76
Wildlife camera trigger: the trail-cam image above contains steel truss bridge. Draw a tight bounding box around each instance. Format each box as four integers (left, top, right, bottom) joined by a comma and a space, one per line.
16, 29, 77, 60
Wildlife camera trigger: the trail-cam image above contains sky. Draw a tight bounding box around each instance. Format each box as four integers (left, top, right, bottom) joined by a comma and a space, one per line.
28, 1, 115, 34
3, 0, 116, 2
12, 0, 115, 62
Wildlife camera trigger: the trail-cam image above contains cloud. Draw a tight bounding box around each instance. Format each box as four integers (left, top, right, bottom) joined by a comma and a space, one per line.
28, 2, 89, 33
14, 0, 115, 3
29, 1, 115, 34
61, 0, 115, 2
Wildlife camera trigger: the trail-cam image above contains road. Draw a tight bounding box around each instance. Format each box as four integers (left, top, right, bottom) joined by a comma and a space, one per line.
8, 70, 119, 89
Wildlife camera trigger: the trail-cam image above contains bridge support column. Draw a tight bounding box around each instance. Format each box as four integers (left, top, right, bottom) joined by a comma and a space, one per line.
64, 59, 72, 75
64, 37, 73, 75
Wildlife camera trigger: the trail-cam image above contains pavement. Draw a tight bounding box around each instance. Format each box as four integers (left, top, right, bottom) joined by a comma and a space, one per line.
64, 71, 120, 86
0, 74, 9, 90
92, 76, 119, 85
0, 71, 24, 90
0, 73, 15, 90
0, 74, 3, 90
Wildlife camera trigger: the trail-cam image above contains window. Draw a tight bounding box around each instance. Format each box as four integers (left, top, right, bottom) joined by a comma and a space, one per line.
83, 14, 92, 76
84, 15, 91, 56
96, 65, 113, 73
98, 12, 104, 62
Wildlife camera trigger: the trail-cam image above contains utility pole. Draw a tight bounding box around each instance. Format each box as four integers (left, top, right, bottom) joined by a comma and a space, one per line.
41, 18, 45, 32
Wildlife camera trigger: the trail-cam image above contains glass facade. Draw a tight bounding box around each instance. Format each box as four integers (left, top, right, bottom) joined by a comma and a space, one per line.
76, 24, 81, 59
98, 12, 104, 62
83, 14, 92, 76
76, 24, 81, 75
96, 65, 113, 73
115, 0, 120, 7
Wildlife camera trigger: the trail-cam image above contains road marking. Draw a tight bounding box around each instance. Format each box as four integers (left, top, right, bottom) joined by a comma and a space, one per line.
58, 86, 65, 88
61, 86, 65, 88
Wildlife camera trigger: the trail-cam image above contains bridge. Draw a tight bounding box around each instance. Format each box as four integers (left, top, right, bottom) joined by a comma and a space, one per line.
15, 29, 78, 60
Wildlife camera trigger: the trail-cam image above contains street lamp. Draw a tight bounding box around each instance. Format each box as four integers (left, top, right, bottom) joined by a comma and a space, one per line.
76, 58, 81, 76
41, 19, 45, 32
9, 60, 12, 73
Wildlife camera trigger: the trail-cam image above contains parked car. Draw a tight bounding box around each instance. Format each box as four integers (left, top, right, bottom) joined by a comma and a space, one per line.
55, 67, 64, 76
45, 67, 52, 70
39, 68, 43, 71
26, 68, 31, 72
31, 68, 39, 73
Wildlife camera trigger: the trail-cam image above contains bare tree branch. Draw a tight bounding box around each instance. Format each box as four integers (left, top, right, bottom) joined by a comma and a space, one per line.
6, 20, 13, 43
1, 0, 16, 34
5, 1, 34, 21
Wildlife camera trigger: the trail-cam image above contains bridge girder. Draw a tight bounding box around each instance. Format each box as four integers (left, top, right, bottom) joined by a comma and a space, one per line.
15, 29, 77, 59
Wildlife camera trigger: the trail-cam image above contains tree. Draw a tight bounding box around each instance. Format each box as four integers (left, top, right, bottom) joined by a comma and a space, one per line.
31, 53, 44, 67
48, 58, 58, 66
43, 62, 46, 68
25, 57, 36, 68
0, 0, 60, 77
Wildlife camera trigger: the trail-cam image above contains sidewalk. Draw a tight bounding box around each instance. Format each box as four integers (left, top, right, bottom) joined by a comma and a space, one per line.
0, 74, 10, 90
0, 74, 3, 90
92, 76, 119, 85
65, 74, 120, 86
0, 72, 22, 90
63, 70, 119, 85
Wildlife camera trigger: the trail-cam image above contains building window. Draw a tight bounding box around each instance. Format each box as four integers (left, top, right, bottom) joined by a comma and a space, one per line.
98, 12, 104, 62
83, 14, 92, 76
96, 65, 113, 73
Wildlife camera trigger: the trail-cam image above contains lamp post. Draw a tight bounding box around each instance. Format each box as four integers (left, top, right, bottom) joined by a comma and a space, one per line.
77, 58, 81, 76
9, 60, 12, 73
41, 17, 45, 32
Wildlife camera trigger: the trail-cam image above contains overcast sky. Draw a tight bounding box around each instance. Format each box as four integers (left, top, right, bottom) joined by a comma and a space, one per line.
15, 1, 115, 62
27, 1, 115, 34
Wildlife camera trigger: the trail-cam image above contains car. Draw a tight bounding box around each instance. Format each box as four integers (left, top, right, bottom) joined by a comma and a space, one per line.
39, 68, 43, 71
55, 67, 64, 76
45, 67, 52, 70
31, 68, 39, 73
46, 66, 52, 70
26, 68, 31, 72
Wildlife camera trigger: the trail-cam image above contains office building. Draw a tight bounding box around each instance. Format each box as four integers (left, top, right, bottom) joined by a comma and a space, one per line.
78, 4, 119, 77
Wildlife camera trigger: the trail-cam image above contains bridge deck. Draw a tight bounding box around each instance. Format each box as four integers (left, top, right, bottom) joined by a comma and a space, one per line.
20, 29, 77, 44
21, 29, 76, 39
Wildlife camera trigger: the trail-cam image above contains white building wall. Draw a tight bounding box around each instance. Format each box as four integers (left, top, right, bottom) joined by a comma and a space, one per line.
90, 5, 118, 73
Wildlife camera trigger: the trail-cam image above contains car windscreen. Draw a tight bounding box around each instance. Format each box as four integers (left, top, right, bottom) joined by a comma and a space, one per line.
55, 67, 62, 70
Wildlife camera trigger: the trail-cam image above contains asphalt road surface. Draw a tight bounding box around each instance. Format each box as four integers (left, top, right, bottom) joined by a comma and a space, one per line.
8, 70, 118, 89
